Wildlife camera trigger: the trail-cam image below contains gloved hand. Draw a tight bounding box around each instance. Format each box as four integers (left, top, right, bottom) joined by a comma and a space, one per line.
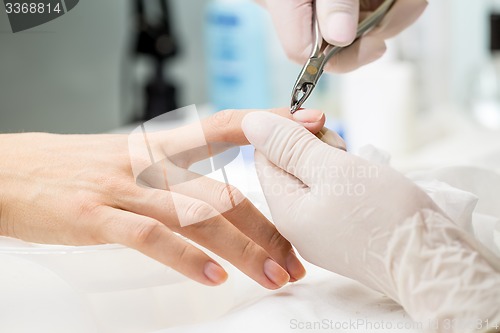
242, 112, 500, 332
257, 0, 427, 73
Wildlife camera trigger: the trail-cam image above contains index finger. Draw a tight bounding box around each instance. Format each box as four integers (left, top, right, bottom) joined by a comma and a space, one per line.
201, 108, 325, 146
149, 108, 325, 167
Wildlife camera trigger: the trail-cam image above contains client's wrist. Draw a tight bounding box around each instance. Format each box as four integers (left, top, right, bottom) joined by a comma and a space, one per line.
0, 133, 25, 237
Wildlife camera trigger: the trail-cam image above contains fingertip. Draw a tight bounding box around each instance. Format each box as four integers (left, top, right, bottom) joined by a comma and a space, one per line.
292, 108, 324, 124
286, 251, 307, 282
263, 258, 290, 289
292, 109, 325, 133
203, 261, 228, 285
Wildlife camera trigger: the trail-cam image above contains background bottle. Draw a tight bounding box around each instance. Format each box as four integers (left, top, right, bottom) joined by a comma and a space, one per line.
340, 40, 418, 156
205, 0, 271, 111
471, 13, 500, 130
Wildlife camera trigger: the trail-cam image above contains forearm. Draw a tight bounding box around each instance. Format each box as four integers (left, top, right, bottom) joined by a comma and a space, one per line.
0, 193, 4, 236
0, 134, 11, 236
0, 133, 17, 237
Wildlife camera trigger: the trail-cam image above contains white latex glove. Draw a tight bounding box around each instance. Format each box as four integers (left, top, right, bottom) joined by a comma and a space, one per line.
242, 112, 500, 333
256, 0, 427, 73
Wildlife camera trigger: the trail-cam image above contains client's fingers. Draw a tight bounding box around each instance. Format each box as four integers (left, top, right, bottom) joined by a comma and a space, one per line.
178, 214, 291, 289
166, 170, 306, 282
123, 187, 291, 289
94, 206, 227, 286
200, 108, 326, 145
148, 108, 325, 168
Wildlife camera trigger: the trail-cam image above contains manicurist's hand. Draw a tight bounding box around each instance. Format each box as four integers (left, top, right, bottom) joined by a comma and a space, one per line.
0, 108, 324, 289
242, 112, 500, 332
258, 0, 427, 72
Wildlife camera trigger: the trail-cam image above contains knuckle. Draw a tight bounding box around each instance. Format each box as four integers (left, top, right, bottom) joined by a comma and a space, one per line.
215, 184, 245, 211
209, 109, 236, 137
74, 193, 101, 219
171, 243, 191, 268
129, 219, 162, 247
98, 174, 132, 196
183, 201, 216, 224
240, 239, 260, 259
268, 230, 289, 250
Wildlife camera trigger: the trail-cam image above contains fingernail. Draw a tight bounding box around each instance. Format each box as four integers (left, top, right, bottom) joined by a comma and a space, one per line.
264, 258, 290, 287
326, 13, 357, 46
292, 109, 324, 123
286, 252, 306, 282
204, 261, 227, 284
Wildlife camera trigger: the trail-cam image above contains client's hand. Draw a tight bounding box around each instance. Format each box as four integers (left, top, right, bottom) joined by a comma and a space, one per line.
242, 112, 500, 332
0, 108, 324, 290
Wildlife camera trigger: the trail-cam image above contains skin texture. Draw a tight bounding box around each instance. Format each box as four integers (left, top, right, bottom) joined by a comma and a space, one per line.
257, 0, 428, 73
0, 108, 336, 289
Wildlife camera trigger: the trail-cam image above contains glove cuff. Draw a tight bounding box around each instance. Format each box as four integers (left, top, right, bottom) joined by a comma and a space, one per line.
384, 209, 500, 333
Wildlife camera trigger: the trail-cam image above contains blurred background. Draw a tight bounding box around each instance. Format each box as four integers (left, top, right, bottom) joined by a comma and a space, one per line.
1, 0, 500, 166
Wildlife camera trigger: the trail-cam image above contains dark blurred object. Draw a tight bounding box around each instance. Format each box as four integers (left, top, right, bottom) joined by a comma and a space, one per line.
133, 0, 179, 121
490, 13, 500, 52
